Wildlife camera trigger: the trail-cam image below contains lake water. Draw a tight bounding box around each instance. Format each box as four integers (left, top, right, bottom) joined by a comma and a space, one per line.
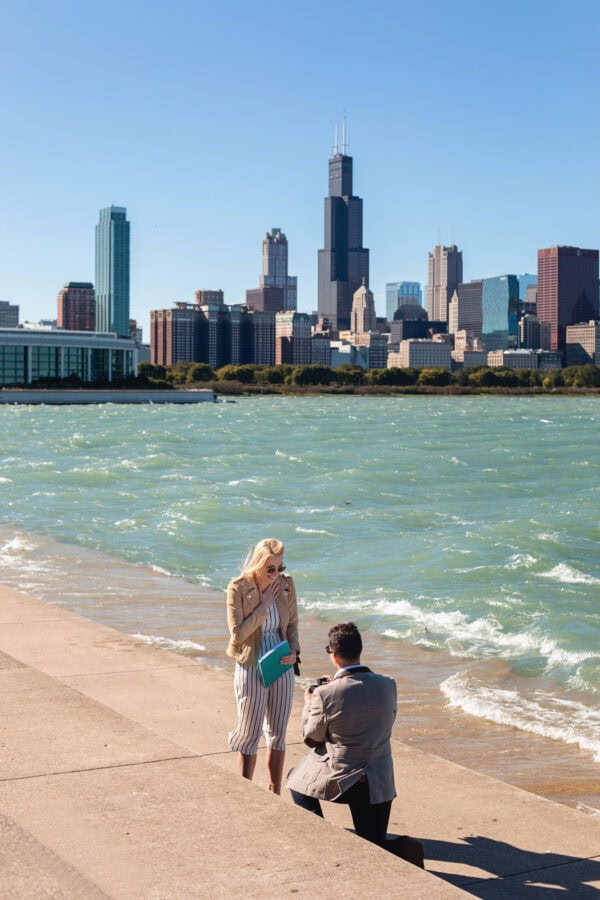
1, 395, 598, 812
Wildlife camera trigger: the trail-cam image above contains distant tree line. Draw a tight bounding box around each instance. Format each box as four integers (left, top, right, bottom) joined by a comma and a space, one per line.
138, 360, 600, 392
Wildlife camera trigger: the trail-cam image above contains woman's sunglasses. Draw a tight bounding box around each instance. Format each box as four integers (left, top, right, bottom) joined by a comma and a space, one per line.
266, 564, 286, 574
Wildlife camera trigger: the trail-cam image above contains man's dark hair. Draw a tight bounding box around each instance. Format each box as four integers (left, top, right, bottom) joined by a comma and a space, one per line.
328, 622, 362, 660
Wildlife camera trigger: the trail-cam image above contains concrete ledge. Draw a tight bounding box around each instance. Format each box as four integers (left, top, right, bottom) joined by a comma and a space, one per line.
1, 586, 599, 898
0, 389, 215, 404
0, 811, 109, 899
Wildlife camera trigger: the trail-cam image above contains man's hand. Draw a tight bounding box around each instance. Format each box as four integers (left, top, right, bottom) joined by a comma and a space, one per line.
304, 676, 330, 704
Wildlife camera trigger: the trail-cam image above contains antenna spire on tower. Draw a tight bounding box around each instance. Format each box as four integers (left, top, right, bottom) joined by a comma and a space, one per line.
333, 122, 338, 156
342, 113, 347, 155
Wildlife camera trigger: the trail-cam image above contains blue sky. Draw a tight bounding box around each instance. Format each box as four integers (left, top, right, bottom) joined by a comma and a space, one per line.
1, 0, 599, 338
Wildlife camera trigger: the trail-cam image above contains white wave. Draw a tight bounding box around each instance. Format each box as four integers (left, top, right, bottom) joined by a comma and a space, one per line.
567, 669, 600, 695
0, 476, 12, 483
275, 450, 302, 461
295, 527, 337, 536
160, 474, 196, 481
150, 565, 175, 577
338, 594, 590, 671
131, 633, 206, 655
486, 598, 522, 609
543, 643, 597, 669
443, 455, 468, 466
115, 519, 137, 529
576, 802, 600, 816
295, 506, 337, 514
506, 553, 537, 569
301, 598, 374, 613
441, 672, 600, 761
0, 534, 36, 554
120, 459, 141, 470
308, 595, 475, 643
537, 563, 600, 585
383, 627, 437, 646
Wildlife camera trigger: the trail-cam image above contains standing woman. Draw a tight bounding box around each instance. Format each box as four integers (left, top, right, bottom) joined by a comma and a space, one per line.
226, 538, 300, 794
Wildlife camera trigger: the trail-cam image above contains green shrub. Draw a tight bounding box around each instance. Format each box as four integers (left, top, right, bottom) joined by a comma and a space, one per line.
417, 367, 453, 386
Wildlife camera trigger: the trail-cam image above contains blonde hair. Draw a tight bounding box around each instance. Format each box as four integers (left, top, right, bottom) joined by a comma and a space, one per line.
241, 538, 285, 577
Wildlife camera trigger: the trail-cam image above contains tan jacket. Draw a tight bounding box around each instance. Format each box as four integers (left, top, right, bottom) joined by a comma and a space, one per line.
285, 666, 397, 804
226, 572, 300, 668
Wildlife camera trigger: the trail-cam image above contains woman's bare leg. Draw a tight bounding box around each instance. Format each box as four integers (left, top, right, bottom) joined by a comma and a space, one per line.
266, 748, 285, 794
239, 752, 257, 780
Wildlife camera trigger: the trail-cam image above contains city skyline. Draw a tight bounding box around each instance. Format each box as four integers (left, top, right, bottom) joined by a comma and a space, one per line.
2, 1, 600, 333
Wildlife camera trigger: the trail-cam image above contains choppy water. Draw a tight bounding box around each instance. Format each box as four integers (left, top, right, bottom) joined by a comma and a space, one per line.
1, 396, 599, 809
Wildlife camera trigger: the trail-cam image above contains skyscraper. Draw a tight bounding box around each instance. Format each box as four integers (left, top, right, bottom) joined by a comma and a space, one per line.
150, 304, 203, 366
262, 228, 297, 311
0, 301, 19, 327
318, 125, 369, 330
537, 246, 599, 354
95, 206, 130, 337
517, 273, 537, 301
246, 228, 297, 313
351, 280, 376, 334
426, 245, 463, 323
481, 275, 520, 350
448, 280, 483, 341
385, 282, 422, 322
275, 312, 311, 365
57, 282, 95, 331
565, 321, 600, 366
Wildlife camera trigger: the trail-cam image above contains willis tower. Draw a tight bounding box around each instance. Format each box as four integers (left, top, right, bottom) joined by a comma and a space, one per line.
318, 123, 369, 330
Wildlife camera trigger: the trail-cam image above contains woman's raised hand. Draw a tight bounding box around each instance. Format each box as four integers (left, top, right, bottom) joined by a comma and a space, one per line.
260, 579, 279, 609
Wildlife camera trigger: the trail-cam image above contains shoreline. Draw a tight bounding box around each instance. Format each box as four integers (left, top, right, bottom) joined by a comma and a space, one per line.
0, 525, 598, 815
2, 383, 600, 399
1, 582, 599, 897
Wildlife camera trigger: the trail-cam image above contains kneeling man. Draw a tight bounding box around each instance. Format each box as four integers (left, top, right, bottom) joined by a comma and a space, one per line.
286, 621, 397, 846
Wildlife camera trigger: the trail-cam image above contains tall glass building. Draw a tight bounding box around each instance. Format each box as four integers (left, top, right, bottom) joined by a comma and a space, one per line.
318, 127, 369, 330
517, 273, 536, 301
385, 281, 422, 322
95, 206, 130, 337
481, 275, 520, 350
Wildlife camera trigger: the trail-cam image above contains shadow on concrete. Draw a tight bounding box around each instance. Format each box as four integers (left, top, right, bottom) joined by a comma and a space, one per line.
424, 835, 600, 897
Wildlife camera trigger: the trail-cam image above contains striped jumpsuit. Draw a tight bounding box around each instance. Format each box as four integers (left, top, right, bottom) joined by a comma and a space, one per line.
228, 602, 295, 754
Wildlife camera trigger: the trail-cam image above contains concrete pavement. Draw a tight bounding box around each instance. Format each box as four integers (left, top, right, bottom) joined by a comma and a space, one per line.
1, 586, 599, 898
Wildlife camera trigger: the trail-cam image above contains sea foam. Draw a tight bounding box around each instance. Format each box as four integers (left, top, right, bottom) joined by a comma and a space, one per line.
441, 672, 600, 761
538, 563, 600, 585
131, 633, 206, 656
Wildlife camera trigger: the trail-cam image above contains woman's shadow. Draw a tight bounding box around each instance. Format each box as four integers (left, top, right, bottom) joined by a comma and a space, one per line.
421, 833, 600, 898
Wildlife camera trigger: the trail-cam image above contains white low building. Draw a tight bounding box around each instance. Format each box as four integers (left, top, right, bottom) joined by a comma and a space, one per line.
0, 328, 137, 386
